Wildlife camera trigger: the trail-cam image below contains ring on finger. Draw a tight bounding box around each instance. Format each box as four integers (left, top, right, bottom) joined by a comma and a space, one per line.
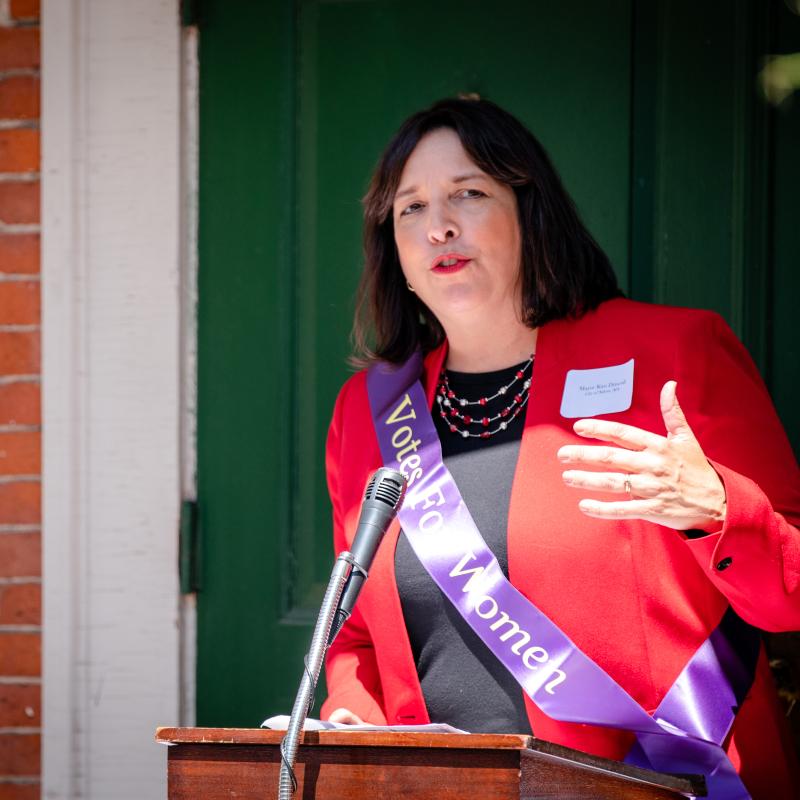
623, 477, 632, 497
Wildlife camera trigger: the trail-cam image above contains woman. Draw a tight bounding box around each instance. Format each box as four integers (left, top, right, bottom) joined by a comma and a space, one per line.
320, 98, 800, 798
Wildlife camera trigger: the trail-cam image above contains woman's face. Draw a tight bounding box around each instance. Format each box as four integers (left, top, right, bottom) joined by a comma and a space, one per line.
392, 128, 522, 326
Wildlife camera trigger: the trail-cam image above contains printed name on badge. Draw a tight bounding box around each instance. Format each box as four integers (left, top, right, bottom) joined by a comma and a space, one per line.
560, 359, 634, 418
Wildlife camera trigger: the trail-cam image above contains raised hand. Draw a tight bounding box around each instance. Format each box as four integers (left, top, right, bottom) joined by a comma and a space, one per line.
557, 381, 727, 532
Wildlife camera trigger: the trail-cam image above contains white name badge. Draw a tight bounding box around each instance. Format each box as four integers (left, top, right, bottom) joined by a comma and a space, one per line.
560, 359, 634, 418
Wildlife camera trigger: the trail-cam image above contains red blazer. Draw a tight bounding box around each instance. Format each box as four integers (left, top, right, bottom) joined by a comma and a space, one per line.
321, 298, 800, 798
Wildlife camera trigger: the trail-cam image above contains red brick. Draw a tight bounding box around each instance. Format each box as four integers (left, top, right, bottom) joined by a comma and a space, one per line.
0, 332, 39, 374
0, 282, 38, 325
0, 29, 39, 71
0, 633, 39, 676
0, 383, 38, 426
0, 130, 39, 173
0, 533, 39, 576
0, 483, 40, 526
0, 583, 39, 625
10, 0, 40, 21
0, 236, 38, 275
0, 683, 39, 726
0, 76, 39, 121
0, 432, 39, 475
0, 183, 38, 225
0, 784, 39, 800
0, 732, 39, 775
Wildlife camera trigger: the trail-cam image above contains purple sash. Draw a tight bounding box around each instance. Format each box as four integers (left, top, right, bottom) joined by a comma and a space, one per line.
367, 352, 758, 800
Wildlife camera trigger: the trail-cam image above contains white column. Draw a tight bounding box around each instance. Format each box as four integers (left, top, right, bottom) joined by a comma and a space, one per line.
41, 1, 182, 797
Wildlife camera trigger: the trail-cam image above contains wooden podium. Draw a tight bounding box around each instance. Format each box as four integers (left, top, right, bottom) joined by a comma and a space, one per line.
156, 727, 705, 799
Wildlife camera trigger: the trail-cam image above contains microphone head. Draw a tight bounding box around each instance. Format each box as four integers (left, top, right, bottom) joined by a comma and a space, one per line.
363, 467, 407, 511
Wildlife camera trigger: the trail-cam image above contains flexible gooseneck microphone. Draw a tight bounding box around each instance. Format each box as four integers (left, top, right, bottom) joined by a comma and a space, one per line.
277, 467, 407, 800
328, 467, 407, 644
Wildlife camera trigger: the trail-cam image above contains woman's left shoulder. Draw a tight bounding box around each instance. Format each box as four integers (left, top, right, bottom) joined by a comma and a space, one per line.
588, 297, 728, 336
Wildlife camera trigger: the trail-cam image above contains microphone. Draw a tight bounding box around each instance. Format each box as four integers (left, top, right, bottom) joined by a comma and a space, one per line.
328, 467, 407, 644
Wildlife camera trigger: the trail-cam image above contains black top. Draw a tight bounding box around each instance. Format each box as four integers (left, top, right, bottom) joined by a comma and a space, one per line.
394, 360, 533, 734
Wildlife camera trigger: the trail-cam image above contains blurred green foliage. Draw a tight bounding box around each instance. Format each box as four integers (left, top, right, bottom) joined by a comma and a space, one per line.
760, 52, 800, 105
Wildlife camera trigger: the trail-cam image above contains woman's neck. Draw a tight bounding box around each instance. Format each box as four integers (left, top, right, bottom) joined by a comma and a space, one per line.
443, 317, 538, 373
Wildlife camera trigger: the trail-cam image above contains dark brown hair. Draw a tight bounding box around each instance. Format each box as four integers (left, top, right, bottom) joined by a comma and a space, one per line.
352, 97, 622, 365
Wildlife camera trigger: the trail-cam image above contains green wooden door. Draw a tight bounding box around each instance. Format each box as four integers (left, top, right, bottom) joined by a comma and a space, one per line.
195, 0, 632, 725
195, 0, 799, 726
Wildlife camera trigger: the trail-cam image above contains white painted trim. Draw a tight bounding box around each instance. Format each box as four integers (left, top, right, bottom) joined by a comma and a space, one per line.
178, 23, 199, 729
42, 2, 182, 797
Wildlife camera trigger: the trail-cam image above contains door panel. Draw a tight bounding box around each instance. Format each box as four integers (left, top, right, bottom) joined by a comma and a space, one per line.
196, 0, 302, 725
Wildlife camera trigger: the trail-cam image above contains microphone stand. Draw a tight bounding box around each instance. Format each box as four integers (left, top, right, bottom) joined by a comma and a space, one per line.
277, 550, 358, 800
276, 466, 406, 799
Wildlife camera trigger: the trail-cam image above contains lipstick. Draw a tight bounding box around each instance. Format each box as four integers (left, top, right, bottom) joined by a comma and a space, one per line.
432, 252, 472, 274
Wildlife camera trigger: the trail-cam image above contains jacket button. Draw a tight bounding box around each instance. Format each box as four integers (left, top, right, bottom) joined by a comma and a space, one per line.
716, 557, 733, 571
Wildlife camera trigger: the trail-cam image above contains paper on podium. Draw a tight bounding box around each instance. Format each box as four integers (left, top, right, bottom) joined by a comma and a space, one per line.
261, 715, 465, 734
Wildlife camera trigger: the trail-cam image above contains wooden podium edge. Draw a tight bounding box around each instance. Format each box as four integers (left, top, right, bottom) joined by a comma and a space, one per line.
155, 726, 532, 750
155, 726, 705, 796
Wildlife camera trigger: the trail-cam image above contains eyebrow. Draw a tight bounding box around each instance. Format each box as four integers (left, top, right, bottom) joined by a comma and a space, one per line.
394, 172, 488, 202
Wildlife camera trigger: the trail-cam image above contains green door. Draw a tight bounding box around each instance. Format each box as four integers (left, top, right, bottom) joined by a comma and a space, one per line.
195, 0, 632, 725
195, 0, 799, 726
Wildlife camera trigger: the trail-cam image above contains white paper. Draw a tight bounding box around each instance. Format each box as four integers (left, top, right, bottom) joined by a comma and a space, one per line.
261, 715, 465, 734
560, 359, 635, 418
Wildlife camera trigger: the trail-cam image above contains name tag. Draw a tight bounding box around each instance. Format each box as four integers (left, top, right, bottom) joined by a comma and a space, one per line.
560, 359, 634, 418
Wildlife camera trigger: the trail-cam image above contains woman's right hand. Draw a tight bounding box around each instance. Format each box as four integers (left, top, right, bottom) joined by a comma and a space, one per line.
327, 707, 365, 725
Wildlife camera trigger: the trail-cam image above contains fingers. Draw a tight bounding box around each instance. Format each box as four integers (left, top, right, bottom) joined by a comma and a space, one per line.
572, 384, 696, 446
563, 383, 716, 529
327, 708, 365, 725
557, 443, 663, 474
562, 470, 661, 497
577, 497, 660, 519
660, 380, 693, 439
572, 418, 663, 451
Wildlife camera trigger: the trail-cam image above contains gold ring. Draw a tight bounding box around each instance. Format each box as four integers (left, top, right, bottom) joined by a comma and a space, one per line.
623, 478, 632, 497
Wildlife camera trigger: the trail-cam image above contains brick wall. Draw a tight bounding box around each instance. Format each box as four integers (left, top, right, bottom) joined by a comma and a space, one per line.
0, 0, 41, 797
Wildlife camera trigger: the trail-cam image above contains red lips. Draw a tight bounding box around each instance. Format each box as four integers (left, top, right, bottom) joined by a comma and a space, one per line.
431, 252, 471, 274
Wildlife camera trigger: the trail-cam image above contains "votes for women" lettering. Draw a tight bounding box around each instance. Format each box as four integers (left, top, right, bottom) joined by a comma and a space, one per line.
383, 389, 567, 695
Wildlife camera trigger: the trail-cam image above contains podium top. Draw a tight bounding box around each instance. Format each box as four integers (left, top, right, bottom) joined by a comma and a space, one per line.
156, 726, 532, 750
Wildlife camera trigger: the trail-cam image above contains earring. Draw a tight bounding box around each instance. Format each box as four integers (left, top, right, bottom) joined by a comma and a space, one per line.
406, 281, 415, 292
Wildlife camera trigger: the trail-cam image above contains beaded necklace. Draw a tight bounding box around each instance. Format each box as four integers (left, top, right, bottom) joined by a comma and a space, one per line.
436, 354, 534, 439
